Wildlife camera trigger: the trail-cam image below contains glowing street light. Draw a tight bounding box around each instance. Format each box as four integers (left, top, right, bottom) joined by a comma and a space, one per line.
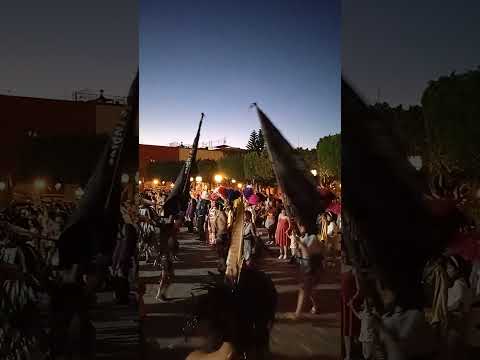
231, 179, 236, 184
190, 177, 194, 182
0, 182, 6, 191
121, 173, 129, 184
162, 181, 166, 185
237, 183, 243, 189
195, 176, 202, 183
34, 178, 47, 191
310, 169, 318, 177
214, 174, 223, 184
153, 179, 159, 185
138, 180, 142, 185
170, 183, 175, 188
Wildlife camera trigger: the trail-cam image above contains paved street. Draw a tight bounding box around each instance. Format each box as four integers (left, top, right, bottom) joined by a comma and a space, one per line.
91, 292, 140, 359
140, 230, 341, 360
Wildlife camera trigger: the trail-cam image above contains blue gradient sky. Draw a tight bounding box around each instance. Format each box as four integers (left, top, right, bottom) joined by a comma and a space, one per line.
1, 0, 137, 99
140, 0, 340, 149
343, 0, 480, 106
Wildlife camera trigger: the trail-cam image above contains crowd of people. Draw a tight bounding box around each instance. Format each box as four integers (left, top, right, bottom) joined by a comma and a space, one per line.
340, 221, 480, 360
0, 195, 139, 358
138, 182, 342, 325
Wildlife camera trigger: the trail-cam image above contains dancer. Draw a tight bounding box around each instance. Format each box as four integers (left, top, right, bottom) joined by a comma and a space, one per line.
207, 200, 218, 246
196, 192, 209, 243
155, 221, 175, 301
290, 221, 324, 319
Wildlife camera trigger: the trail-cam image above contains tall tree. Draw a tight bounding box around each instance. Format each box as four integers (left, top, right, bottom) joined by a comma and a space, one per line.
256, 128, 265, 153
422, 68, 480, 178
246, 130, 258, 152
218, 153, 245, 180
243, 150, 275, 185
316, 134, 341, 179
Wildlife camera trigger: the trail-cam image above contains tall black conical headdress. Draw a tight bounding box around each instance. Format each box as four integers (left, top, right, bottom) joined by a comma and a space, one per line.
253, 104, 329, 234
163, 113, 204, 217
57, 71, 138, 267
341, 77, 460, 295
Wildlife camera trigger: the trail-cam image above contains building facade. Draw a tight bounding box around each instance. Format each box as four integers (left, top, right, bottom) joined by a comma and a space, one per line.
139, 144, 245, 179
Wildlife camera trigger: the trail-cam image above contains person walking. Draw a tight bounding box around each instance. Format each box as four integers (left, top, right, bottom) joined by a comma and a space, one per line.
290, 221, 324, 319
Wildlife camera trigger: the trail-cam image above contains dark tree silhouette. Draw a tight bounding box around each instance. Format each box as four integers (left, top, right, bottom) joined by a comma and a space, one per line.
246, 130, 258, 152
256, 128, 265, 153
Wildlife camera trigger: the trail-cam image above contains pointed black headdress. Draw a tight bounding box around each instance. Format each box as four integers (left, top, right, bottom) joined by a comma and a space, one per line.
341, 77, 460, 298
252, 104, 329, 234
163, 113, 204, 217
57, 71, 138, 268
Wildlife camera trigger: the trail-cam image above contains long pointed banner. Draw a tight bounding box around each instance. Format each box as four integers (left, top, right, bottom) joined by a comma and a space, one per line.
341, 77, 460, 293
57, 71, 139, 267
163, 113, 204, 217
253, 104, 328, 234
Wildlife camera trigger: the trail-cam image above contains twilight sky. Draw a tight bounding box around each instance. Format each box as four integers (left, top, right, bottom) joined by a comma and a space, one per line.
140, 0, 340, 149
0, 0, 138, 100
343, 0, 480, 106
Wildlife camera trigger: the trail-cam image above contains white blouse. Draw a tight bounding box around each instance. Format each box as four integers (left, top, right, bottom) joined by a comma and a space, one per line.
448, 278, 473, 313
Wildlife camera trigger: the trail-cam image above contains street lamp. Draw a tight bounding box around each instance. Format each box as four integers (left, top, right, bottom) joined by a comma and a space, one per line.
153, 179, 159, 185
214, 174, 223, 184
310, 169, 318, 177
170, 183, 175, 188
195, 176, 202, 183
237, 183, 243, 189
162, 181, 166, 185
0, 182, 6, 191
231, 179, 236, 184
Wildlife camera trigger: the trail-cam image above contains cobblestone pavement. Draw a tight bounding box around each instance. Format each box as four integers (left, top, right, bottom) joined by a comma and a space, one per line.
140, 230, 341, 360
